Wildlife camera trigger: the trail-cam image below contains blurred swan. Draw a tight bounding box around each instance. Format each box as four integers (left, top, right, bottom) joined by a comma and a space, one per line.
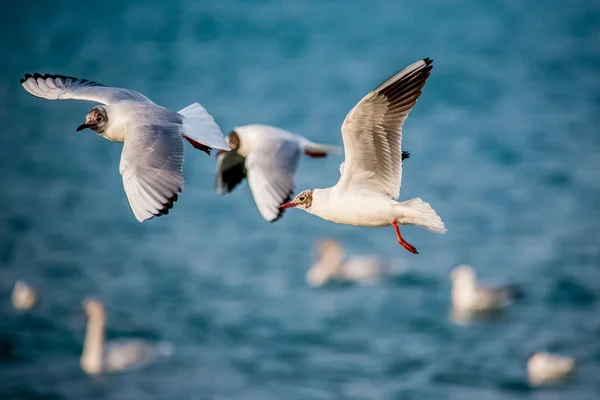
451, 265, 520, 314
528, 352, 575, 386
81, 298, 172, 375
307, 239, 388, 287
11, 281, 37, 310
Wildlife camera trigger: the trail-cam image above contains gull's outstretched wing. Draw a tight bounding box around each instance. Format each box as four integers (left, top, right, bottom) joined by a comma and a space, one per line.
339, 150, 410, 175
234, 124, 341, 158
337, 59, 432, 199
246, 139, 300, 222
215, 150, 247, 195
20, 73, 153, 105
119, 123, 184, 222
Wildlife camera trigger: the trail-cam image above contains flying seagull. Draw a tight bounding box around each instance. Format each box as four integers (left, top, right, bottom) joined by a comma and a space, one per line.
280, 58, 445, 253
20, 73, 229, 222
215, 124, 341, 222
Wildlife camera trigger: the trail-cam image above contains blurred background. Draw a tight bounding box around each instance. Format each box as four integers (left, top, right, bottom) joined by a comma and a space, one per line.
1, 0, 600, 398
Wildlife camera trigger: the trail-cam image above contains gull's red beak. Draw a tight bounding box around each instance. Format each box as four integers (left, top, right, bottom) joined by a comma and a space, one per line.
279, 202, 296, 210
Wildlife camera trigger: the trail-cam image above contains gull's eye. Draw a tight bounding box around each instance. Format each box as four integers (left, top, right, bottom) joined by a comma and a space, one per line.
299, 196, 306, 201
96, 114, 103, 122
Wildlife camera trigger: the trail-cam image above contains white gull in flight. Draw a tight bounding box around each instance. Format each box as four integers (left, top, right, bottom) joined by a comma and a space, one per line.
215, 124, 339, 222
280, 58, 445, 253
20, 73, 229, 222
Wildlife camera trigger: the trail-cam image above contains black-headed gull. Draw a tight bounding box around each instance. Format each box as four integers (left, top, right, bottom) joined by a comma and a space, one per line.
451, 265, 521, 313
527, 353, 575, 386
280, 58, 445, 253
20, 73, 229, 222
11, 281, 37, 310
81, 298, 172, 374
307, 239, 388, 287
215, 124, 340, 222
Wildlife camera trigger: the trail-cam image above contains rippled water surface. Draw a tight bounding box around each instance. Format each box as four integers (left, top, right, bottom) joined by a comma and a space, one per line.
1, 0, 600, 399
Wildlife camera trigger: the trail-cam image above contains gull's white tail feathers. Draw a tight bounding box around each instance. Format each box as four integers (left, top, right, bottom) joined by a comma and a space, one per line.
396, 198, 447, 234
179, 103, 229, 150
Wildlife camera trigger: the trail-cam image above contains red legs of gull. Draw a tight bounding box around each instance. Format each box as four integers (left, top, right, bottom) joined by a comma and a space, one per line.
304, 150, 327, 158
184, 137, 212, 155
391, 220, 419, 254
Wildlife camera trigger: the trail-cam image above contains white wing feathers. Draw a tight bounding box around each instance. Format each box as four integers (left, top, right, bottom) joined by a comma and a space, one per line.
246, 139, 301, 222
119, 123, 185, 222
20, 73, 152, 105
338, 58, 433, 199
178, 103, 229, 150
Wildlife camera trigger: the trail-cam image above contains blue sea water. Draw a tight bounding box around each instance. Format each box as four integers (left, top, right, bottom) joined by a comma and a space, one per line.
1, 0, 600, 398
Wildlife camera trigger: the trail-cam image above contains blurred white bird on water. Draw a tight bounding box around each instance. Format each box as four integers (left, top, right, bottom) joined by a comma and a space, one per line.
81, 298, 172, 375
11, 280, 37, 311
306, 239, 389, 287
528, 352, 575, 386
450, 265, 521, 322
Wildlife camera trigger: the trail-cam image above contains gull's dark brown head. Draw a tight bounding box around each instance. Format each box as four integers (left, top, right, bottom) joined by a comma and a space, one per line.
226, 131, 241, 150
77, 106, 108, 133
280, 189, 314, 211
216, 130, 241, 157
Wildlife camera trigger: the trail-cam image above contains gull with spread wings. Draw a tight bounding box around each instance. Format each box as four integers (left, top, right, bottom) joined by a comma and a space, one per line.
280, 58, 446, 254
20, 73, 229, 222
215, 124, 342, 222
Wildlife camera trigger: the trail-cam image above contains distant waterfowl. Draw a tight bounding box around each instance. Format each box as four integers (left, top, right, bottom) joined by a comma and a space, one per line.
81, 298, 172, 374
280, 59, 446, 253
528, 352, 575, 386
11, 280, 37, 310
306, 239, 388, 287
215, 124, 339, 222
450, 265, 520, 314
20, 73, 229, 222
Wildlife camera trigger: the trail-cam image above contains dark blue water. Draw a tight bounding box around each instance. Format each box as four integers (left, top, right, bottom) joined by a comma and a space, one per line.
1, 0, 600, 398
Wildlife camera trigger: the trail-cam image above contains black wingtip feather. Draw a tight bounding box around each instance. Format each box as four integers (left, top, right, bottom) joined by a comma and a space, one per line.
373, 58, 433, 95
20, 73, 34, 84
271, 191, 294, 223
377, 58, 434, 105
402, 151, 410, 160
152, 192, 179, 218
19, 73, 103, 87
